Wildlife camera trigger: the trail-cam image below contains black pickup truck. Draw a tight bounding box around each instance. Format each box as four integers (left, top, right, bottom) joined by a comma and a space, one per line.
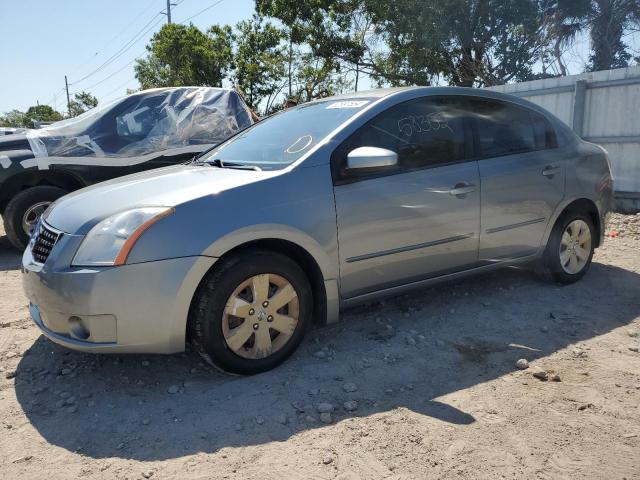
0, 87, 253, 249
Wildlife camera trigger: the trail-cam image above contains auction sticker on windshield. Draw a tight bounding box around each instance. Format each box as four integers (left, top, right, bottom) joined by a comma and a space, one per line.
326, 100, 370, 109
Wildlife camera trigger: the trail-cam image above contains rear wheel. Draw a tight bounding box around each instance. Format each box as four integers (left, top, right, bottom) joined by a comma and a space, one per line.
542, 212, 595, 284
3, 186, 68, 250
189, 250, 312, 374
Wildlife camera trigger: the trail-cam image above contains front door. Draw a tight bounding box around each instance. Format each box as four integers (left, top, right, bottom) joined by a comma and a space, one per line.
332, 96, 481, 299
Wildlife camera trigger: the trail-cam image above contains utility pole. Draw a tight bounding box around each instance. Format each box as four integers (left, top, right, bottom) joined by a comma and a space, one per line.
64, 75, 71, 117
166, 0, 172, 24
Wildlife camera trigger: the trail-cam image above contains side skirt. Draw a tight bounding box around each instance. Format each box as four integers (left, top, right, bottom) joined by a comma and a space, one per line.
339, 255, 539, 310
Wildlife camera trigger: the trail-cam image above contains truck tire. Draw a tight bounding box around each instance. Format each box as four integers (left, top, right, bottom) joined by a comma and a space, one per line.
3, 186, 68, 250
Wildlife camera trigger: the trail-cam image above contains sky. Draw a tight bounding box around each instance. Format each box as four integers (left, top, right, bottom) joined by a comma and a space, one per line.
0, 0, 257, 113
0, 1, 638, 115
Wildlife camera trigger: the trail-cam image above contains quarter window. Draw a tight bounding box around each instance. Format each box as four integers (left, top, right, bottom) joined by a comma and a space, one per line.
468, 99, 557, 158
334, 96, 469, 177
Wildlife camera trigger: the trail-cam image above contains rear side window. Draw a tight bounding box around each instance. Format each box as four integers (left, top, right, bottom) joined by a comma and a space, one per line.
334, 96, 469, 176
468, 99, 557, 158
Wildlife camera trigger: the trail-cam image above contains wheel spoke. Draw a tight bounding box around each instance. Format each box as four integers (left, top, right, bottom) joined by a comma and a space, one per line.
224, 296, 252, 318
225, 320, 254, 352
559, 248, 571, 266
270, 314, 297, 336
268, 284, 297, 311
574, 245, 589, 262
578, 229, 590, 244
568, 253, 580, 272
570, 223, 581, 241
251, 274, 270, 304
253, 326, 273, 358
561, 231, 572, 247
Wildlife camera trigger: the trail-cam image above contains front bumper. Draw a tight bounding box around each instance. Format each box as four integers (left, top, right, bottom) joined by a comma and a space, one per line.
22, 233, 216, 354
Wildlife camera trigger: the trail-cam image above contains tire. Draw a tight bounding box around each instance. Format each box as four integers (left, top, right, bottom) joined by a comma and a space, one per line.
189, 250, 313, 375
542, 211, 595, 285
3, 186, 68, 250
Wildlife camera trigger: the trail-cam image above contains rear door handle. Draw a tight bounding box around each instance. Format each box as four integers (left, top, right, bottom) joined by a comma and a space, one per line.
542, 165, 560, 177
449, 182, 476, 197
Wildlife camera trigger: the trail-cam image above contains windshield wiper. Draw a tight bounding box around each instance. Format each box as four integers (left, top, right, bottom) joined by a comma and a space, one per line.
205, 158, 262, 171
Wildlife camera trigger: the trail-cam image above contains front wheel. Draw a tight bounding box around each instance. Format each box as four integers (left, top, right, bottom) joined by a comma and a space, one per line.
542, 212, 595, 284
3, 186, 68, 250
189, 250, 313, 374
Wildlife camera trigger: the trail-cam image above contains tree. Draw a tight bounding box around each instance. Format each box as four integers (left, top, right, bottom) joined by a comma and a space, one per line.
68, 91, 98, 117
257, 0, 554, 87
134, 23, 234, 88
0, 110, 28, 128
233, 15, 287, 113
23, 105, 63, 127
293, 55, 352, 102
1, 105, 62, 128
587, 0, 639, 71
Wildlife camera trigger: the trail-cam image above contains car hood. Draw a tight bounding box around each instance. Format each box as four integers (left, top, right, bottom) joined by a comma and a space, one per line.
45, 164, 279, 234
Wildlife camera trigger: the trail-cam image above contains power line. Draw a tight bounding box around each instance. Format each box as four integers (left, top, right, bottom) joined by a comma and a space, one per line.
69, 13, 163, 86
100, 76, 140, 102
179, 0, 226, 24
68, 0, 158, 77
70, 54, 144, 95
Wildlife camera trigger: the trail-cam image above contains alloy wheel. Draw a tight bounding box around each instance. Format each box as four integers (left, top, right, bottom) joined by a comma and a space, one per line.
222, 273, 300, 359
559, 219, 592, 274
21, 201, 51, 236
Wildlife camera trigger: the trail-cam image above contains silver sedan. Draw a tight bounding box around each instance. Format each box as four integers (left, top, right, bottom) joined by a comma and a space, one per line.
22, 87, 612, 374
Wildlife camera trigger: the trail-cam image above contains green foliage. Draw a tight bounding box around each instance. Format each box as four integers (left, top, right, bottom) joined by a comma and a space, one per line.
0, 105, 64, 128
258, 0, 556, 87
586, 0, 639, 71
292, 55, 351, 102
0, 110, 29, 128
134, 23, 234, 88
233, 15, 287, 112
25, 105, 64, 126
68, 91, 98, 117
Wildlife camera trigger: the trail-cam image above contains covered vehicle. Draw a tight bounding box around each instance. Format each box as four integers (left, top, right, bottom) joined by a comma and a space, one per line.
0, 87, 254, 248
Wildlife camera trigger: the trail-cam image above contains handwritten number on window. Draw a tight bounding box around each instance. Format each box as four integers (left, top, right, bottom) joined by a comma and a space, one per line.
397, 113, 454, 137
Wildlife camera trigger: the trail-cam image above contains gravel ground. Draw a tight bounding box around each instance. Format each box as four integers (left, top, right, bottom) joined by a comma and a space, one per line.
1, 215, 639, 480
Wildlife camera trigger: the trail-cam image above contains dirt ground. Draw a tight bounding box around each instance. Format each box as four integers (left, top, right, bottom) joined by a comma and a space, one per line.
1, 215, 639, 480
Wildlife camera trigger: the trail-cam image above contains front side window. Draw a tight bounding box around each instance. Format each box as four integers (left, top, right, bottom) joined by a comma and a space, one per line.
468, 99, 557, 158
333, 96, 469, 178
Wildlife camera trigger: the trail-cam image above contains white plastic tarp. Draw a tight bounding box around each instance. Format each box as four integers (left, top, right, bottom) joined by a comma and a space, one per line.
24, 87, 253, 163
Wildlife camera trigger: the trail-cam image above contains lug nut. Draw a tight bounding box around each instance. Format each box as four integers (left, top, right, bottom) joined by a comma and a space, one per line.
267, 315, 273, 322
262, 301, 269, 308
253, 323, 259, 330
249, 308, 255, 315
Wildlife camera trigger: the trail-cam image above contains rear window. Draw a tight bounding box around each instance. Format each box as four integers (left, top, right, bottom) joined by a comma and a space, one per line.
469, 99, 557, 158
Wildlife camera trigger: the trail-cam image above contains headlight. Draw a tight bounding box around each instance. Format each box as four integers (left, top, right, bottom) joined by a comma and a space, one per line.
72, 207, 174, 266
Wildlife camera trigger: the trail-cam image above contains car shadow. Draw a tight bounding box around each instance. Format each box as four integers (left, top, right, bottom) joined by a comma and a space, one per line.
0, 230, 22, 271
13, 261, 640, 461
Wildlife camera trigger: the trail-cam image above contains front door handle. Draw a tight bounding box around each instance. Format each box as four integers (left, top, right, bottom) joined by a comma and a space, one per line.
449, 182, 476, 198
542, 165, 560, 178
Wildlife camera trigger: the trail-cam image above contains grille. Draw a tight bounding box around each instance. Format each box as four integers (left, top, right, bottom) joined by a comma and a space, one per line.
31, 223, 61, 264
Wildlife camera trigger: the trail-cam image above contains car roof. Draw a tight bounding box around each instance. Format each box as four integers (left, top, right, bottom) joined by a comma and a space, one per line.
128, 86, 236, 98
314, 86, 561, 124
317, 85, 533, 104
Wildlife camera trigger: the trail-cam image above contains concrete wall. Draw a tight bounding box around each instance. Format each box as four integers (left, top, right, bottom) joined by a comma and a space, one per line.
487, 66, 640, 211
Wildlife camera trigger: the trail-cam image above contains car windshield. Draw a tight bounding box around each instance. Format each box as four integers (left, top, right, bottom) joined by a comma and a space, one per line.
36, 96, 124, 137
200, 98, 374, 170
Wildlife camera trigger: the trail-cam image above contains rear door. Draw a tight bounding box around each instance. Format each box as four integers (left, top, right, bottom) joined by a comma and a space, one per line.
332, 96, 481, 299
467, 98, 566, 261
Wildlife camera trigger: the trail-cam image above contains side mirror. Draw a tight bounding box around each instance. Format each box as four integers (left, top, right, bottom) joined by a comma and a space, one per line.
347, 146, 398, 170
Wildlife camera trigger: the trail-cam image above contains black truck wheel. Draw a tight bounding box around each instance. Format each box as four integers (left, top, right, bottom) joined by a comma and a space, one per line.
3, 186, 68, 250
